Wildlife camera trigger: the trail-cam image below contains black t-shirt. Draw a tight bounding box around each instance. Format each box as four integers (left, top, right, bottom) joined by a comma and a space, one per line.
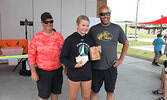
88, 23, 127, 70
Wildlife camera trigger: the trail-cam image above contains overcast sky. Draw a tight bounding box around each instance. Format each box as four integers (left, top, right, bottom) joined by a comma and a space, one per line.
107, 0, 167, 22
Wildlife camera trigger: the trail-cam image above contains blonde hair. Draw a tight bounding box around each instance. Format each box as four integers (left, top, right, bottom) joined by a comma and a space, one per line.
76, 15, 89, 24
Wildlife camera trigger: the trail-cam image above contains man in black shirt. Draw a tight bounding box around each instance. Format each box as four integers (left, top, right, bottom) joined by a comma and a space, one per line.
88, 6, 129, 100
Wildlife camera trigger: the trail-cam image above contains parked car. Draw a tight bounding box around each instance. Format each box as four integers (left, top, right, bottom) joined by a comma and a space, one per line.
127, 33, 138, 38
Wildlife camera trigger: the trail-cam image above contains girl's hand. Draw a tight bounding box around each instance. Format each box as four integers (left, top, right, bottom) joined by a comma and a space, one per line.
75, 61, 83, 68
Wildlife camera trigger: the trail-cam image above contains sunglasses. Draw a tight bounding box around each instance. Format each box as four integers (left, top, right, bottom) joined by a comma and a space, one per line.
99, 12, 111, 16
43, 20, 54, 24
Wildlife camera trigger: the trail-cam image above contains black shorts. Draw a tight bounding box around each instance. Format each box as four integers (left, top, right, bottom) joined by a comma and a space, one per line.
91, 66, 117, 93
36, 67, 63, 99
67, 62, 92, 82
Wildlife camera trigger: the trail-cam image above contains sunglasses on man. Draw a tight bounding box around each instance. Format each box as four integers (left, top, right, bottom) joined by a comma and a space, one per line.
99, 12, 111, 16
43, 20, 54, 24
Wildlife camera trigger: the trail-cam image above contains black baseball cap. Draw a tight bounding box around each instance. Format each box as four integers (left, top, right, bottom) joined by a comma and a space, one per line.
41, 12, 53, 22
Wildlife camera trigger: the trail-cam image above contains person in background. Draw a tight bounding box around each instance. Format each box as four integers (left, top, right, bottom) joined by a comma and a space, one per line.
152, 74, 167, 100
88, 6, 129, 100
164, 36, 167, 57
28, 12, 64, 100
60, 15, 100, 100
152, 34, 166, 66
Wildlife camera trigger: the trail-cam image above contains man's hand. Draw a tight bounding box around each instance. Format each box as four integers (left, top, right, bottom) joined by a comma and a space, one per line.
96, 45, 102, 53
114, 40, 128, 67
30, 64, 39, 82
113, 59, 123, 67
31, 71, 39, 82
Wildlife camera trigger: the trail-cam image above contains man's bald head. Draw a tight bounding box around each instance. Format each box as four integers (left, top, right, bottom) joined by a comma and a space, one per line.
99, 6, 111, 26
99, 6, 110, 13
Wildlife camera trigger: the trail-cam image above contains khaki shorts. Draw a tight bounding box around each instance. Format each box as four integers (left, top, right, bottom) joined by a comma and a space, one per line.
155, 51, 162, 59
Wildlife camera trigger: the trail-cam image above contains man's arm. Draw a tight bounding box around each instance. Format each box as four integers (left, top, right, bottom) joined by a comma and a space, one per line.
114, 40, 129, 67
163, 38, 167, 45
30, 64, 39, 81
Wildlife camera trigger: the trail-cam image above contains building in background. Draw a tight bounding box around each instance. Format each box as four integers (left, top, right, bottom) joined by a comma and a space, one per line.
0, 0, 107, 40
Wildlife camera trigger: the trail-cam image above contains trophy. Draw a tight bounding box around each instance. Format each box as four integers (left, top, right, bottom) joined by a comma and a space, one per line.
90, 46, 101, 61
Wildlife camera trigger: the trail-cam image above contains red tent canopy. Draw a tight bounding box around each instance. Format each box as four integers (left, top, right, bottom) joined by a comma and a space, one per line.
138, 16, 167, 24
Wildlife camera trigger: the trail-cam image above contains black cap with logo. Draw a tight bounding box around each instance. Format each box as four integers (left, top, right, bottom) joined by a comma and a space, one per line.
41, 12, 53, 22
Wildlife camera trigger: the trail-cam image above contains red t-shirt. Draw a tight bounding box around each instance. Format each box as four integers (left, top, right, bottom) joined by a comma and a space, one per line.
28, 31, 64, 71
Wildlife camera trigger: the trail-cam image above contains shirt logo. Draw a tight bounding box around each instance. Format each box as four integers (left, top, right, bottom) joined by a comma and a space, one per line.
97, 31, 113, 41
77, 42, 89, 56
79, 45, 89, 56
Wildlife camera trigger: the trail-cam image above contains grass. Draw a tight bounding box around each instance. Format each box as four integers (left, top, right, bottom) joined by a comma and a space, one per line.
121, 26, 157, 39
139, 33, 156, 39
128, 40, 151, 46
117, 40, 165, 64
116, 25, 166, 64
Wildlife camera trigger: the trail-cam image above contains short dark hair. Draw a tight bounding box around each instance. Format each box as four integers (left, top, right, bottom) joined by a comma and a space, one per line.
41, 12, 53, 22
157, 34, 162, 37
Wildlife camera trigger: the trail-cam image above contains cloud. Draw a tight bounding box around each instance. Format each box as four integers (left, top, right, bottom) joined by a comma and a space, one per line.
108, 0, 167, 22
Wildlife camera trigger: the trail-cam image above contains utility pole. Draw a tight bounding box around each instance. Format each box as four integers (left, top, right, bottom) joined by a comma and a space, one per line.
160, 15, 163, 35
134, 0, 140, 41
125, 24, 127, 36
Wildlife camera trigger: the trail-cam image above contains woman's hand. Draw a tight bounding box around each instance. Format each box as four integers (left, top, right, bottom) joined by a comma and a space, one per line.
64, 67, 68, 74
